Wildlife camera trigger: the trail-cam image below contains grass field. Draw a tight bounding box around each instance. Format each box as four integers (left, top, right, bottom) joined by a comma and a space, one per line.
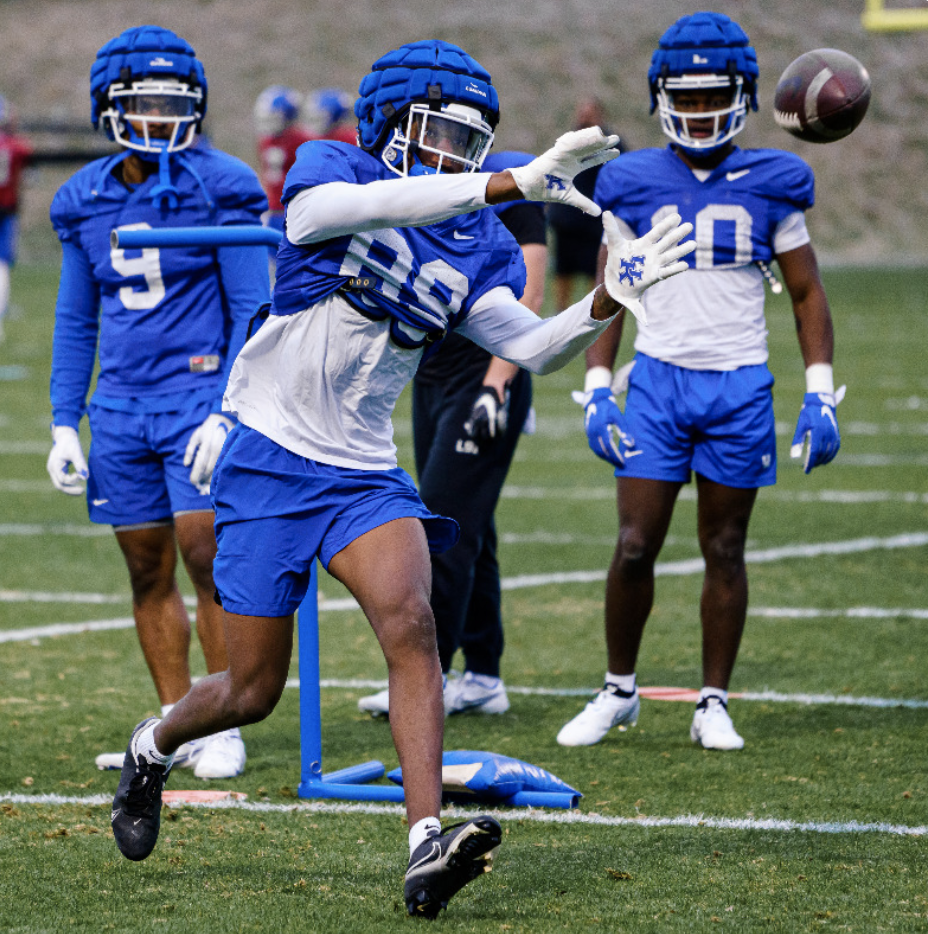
1, 259, 927, 932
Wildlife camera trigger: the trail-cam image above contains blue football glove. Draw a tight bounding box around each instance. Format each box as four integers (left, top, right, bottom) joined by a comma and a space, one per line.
573, 386, 640, 468
790, 389, 844, 473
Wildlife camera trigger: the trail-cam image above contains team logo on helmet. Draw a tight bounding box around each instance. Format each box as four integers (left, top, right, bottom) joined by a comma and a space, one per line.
91, 25, 207, 157
648, 12, 758, 155
355, 40, 499, 177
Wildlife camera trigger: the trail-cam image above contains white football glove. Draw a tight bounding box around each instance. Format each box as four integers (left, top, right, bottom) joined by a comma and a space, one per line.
508, 127, 621, 216
183, 413, 234, 494
602, 211, 695, 325
46, 424, 89, 496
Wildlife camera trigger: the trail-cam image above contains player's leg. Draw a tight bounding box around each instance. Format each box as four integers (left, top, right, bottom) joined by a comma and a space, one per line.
111, 610, 293, 861
688, 362, 774, 749
689, 476, 757, 750
174, 510, 226, 672
557, 476, 681, 746
606, 476, 682, 671
328, 516, 444, 826
327, 516, 501, 917
114, 523, 194, 704
173, 508, 247, 777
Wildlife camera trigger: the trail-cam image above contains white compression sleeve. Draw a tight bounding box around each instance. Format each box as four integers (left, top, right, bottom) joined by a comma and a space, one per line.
286, 173, 491, 244
458, 289, 611, 375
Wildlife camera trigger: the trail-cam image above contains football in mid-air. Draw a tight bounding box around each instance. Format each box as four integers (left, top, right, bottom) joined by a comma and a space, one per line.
773, 48, 871, 143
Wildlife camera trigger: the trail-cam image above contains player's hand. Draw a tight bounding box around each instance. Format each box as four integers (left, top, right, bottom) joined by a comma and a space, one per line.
572, 386, 639, 468
184, 414, 234, 493
508, 127, 621, 215
46, 425, 89, 495
602, 211, 695, 325
790, 387, 846, 473
464, 386, 509, 442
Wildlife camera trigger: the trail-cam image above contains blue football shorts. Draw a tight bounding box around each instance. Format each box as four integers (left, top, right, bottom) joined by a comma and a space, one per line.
86, 401, 214, 526
211, 424, 460, 618
619, 353, 777, 488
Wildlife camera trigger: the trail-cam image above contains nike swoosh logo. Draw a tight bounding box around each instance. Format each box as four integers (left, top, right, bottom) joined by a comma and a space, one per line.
726, 169, 750, 182
111, 809, 120, 822
453, 231, 474, 240
92, 498, 109, 506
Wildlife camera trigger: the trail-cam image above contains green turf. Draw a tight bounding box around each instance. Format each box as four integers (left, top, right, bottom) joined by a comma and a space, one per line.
1, 260, 927, 931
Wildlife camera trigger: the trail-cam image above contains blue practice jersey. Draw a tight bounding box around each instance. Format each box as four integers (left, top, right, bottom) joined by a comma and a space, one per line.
594, 145, 814, 268
50, 147, 269, 428
271, 141, 525, 337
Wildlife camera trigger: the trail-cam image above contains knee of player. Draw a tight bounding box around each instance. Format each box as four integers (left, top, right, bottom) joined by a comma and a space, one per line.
700, 533, 747, 576
229, 675, 287, 724
614, 529, 659, 577
376, 599, 437, 661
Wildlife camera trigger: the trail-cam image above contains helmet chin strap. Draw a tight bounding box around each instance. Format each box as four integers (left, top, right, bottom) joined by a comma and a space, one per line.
148, 147, 179, 210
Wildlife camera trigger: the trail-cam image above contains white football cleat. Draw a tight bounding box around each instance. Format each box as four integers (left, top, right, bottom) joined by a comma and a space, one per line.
96, 737, 205, 771
193, 728, 246, 779
556, 687, 640, 747
690, 695, 744, 750
358, 674, 463, 718
445, 672, 510, 715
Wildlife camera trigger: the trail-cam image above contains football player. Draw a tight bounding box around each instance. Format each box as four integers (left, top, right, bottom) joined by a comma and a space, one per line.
47, 26, 270, 779
302, 86, 358, 144
557, 12, 842, 752
0, 95, 34, 343
253, 85, 314, 240
107, 39, 693, 917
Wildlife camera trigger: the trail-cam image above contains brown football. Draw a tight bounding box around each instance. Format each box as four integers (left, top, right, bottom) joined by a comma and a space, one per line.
773, 48, 871, 143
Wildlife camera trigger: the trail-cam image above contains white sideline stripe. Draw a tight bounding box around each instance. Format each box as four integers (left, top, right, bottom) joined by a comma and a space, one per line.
0, 617, 136, 643
751, 606, 928, 620
0, 523, 111, 537
501, 531, 928, 589
2, 792, 925, 837
503, 486, 928, 503
289, 678, 928, 709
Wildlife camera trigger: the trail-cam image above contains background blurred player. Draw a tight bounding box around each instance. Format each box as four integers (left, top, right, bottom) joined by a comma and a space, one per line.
358, 149, 548, 718
106, 38, 693, 917
557, 11, 842, 752
253, 84, 313, 241
0, 95, 34, 343
47, 25, 270, 779
302, 86, 357, 144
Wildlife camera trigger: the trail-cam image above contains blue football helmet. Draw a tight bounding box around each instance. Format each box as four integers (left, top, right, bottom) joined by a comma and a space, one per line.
648, 12, 758, 155
253, 85, 302, 137
303, 87, 352, 134
355, 40, 499, 177
91, 25, 207, 156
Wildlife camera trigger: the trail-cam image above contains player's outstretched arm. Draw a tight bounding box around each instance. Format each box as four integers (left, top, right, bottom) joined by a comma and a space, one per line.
488, 127, 621, 215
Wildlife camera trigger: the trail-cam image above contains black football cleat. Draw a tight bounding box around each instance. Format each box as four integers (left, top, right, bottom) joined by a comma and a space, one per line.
111, 717, 171, 861
404, 816, 502, 919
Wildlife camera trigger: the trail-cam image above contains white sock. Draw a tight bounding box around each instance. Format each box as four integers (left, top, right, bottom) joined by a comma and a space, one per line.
699, 686, 728, 705
161, 703, 175, 717
605, 672, 636, 694
409, 816, 441, 854
136, 720, 174, 767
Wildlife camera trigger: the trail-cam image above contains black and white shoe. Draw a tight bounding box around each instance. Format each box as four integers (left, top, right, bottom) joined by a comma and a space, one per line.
404, 816, 502, 918
111, 718, 171, 861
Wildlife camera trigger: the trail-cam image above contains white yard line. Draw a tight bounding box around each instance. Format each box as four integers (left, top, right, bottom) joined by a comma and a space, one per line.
1, 791, 924, 837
